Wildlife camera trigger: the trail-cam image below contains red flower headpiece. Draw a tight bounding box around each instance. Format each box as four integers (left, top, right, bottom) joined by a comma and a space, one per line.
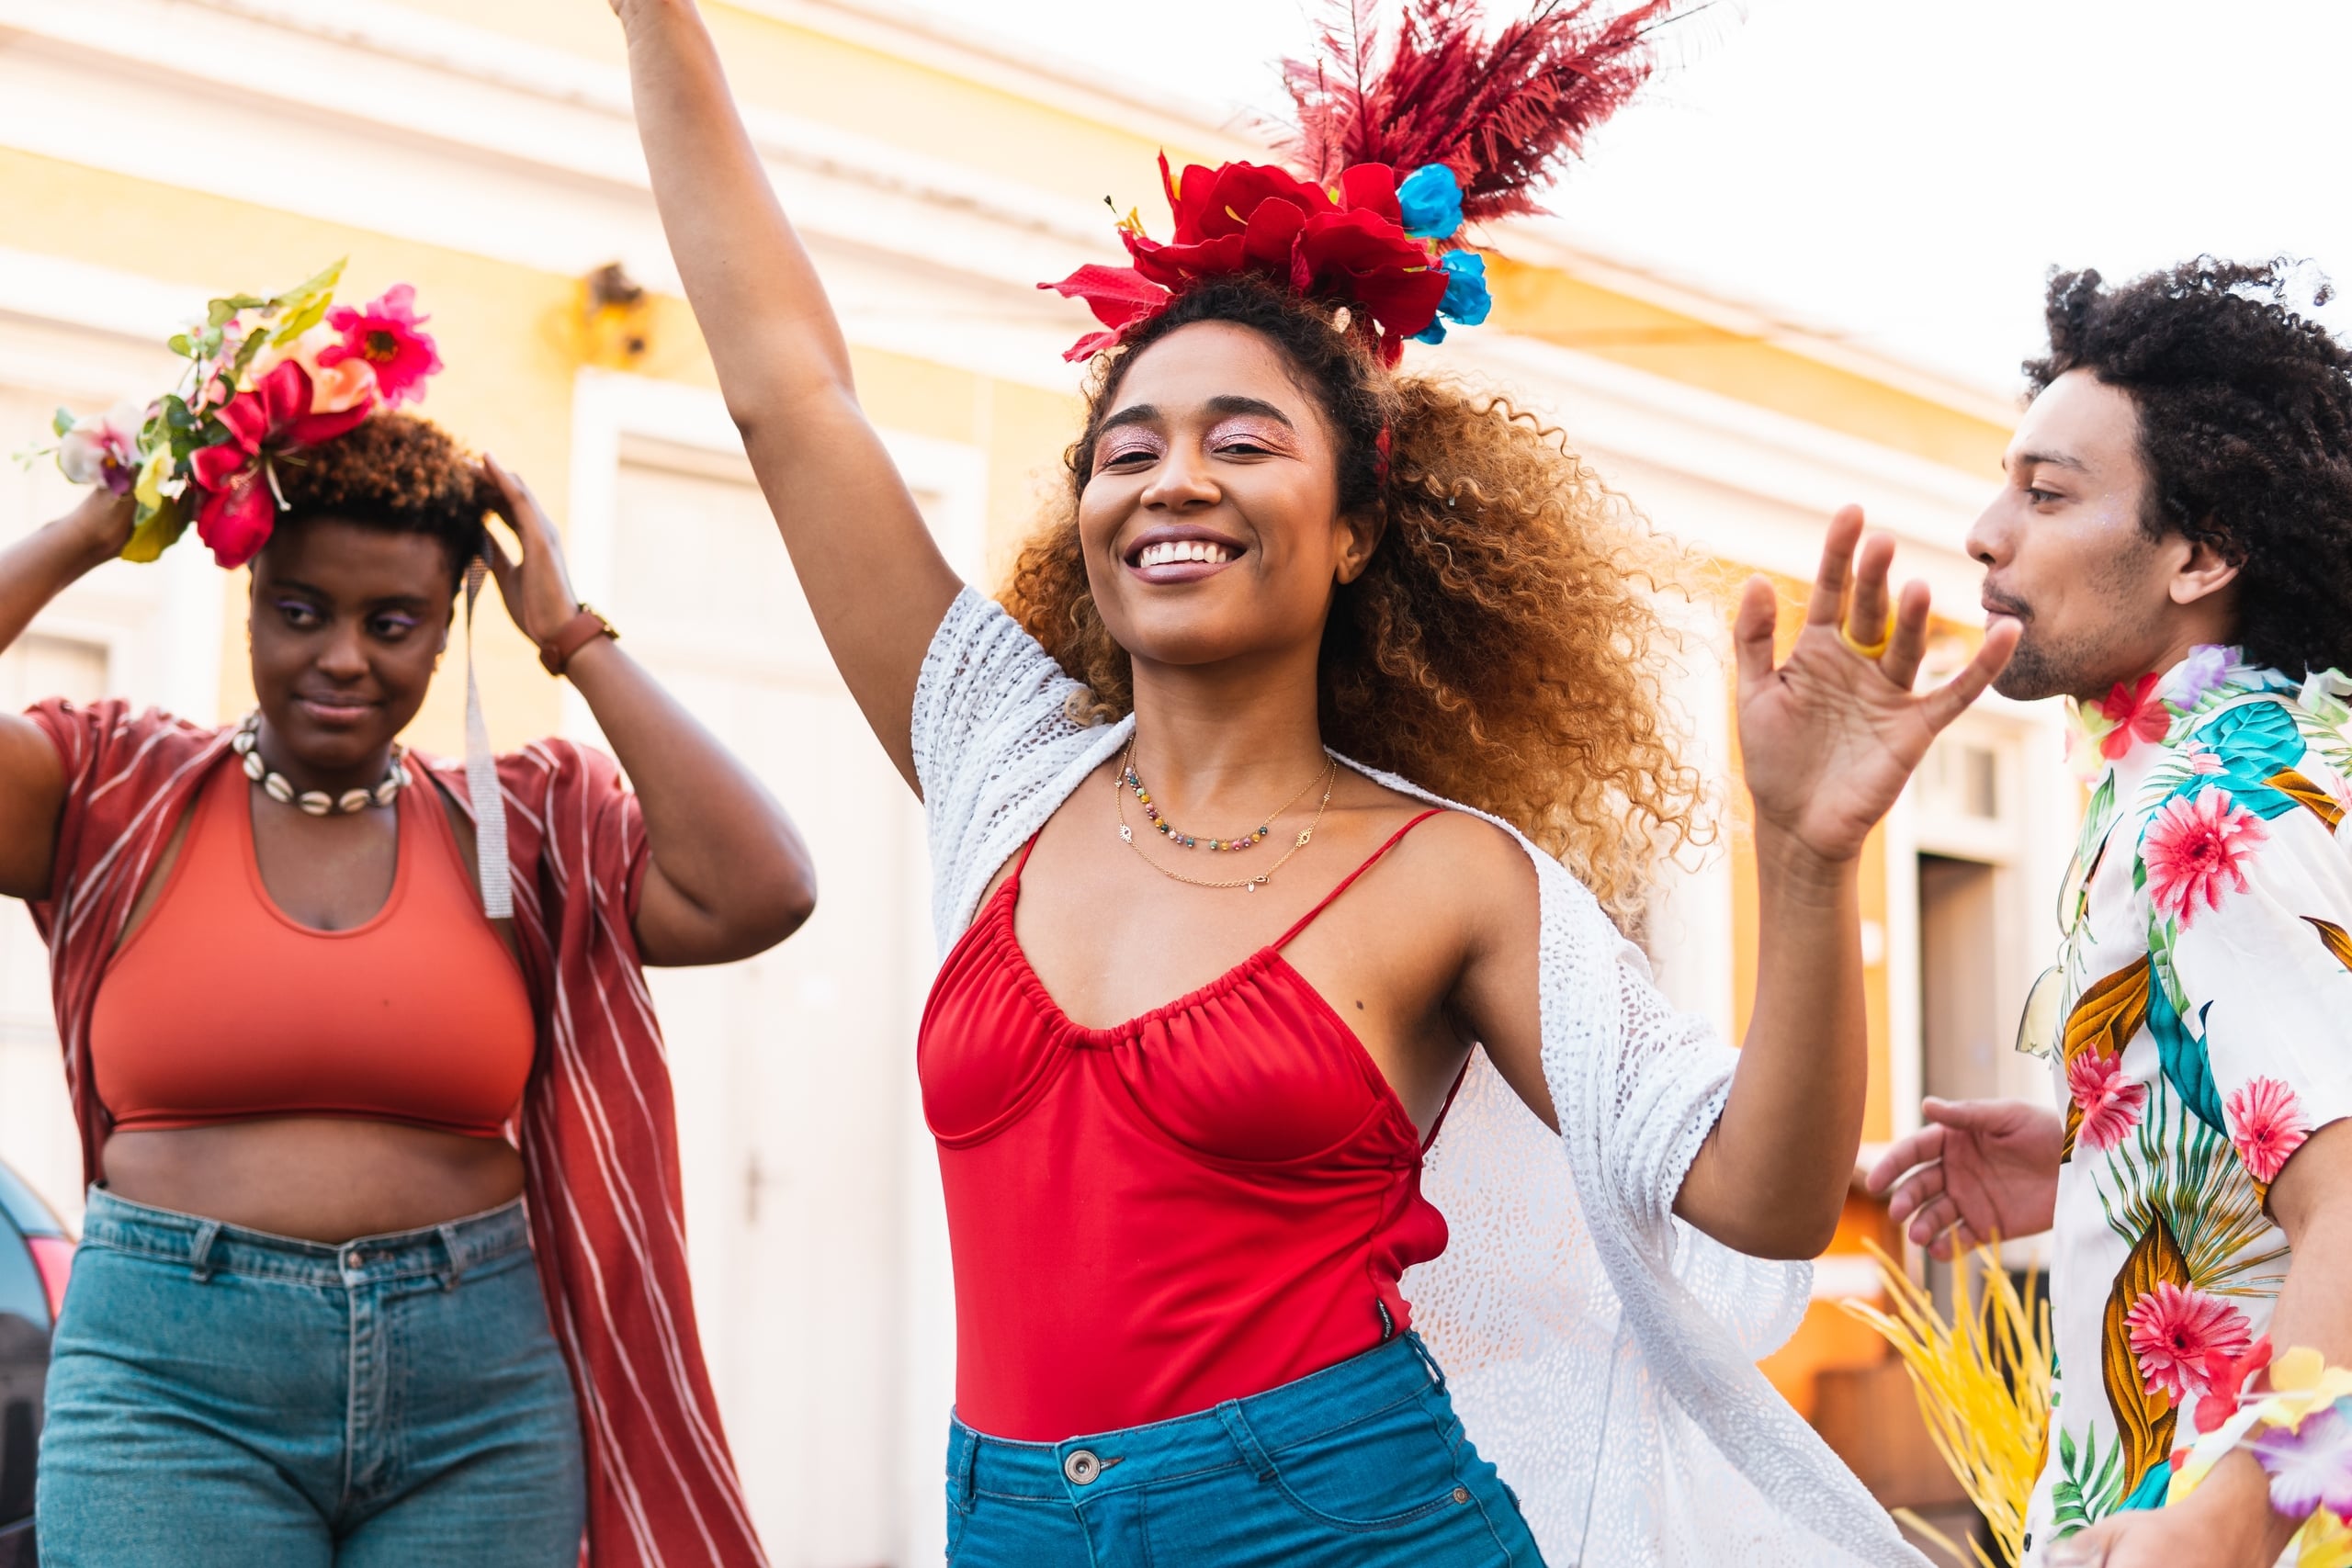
40, 261, 444, 568
1042, 0, 1681, 367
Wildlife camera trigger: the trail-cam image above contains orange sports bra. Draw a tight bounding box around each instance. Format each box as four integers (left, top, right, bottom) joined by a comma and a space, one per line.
89, 751, 537, 1139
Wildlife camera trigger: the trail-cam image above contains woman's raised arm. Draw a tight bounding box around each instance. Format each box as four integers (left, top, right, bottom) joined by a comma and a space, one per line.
0, 490, 134, 900
613, 0, 962, 787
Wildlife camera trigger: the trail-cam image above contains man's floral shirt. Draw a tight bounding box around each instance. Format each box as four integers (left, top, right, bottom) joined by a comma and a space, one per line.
2027, 648, 2352, 1558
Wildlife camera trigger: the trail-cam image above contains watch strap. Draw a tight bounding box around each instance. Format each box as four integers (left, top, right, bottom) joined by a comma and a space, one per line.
538, 604, 618, 677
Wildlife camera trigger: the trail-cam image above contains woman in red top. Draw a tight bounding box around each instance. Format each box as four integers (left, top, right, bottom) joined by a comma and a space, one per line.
4, 276, 810, 1566
616, 1, 2018, 1562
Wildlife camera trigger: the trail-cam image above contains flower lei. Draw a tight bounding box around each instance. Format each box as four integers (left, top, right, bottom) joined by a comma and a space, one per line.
1042, 156, 1489, 367
41, 260, 442, 569
2163, 1340, 2352, 1562
2063, 645, 2270, 781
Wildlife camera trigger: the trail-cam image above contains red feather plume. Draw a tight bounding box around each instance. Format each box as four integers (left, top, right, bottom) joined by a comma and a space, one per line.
1278, 0, 1684, 224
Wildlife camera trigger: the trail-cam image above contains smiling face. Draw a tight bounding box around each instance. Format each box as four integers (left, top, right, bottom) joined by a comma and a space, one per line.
1966, 368, 2237, 702
247, 516, 456, 775
1078, 321, 1380, 676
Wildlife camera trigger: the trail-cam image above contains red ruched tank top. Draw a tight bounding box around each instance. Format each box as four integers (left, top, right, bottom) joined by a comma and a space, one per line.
919, 809, 1456, 1441
89, 751, 536, 1138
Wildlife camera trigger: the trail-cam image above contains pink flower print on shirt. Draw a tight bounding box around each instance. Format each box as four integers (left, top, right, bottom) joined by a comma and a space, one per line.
2183, 743, 2226, 776
2125, 1281, 2253, 1403
2143, 786, 2267, 927
2065, 1049, 2147, 1151
2226, 1077, 2312, 1182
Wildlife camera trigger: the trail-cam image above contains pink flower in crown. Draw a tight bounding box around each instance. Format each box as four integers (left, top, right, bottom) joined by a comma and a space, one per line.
318, 285, 442, 408
2227, 1077, 2311, 1183
2098, 671, 2173, 761
2126, 1281, 2253, 1403
2143, 786, 2267, 927
2065, 1049, 2146, 1151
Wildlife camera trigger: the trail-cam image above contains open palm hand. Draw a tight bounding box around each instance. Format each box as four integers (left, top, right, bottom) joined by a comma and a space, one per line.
1866, 1097, 2062, 1258
1736, 506, 2019, 865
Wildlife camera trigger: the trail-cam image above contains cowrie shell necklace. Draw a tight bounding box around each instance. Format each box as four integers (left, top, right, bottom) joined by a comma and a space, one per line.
232, 712, 409, 816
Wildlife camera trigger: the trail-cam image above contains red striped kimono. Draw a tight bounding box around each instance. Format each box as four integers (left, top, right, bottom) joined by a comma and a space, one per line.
26, 698, 766, 1568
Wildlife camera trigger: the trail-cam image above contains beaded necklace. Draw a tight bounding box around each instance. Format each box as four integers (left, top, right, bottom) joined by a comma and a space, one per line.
1115, 743, 1337, 893
1119, 741, 1328, 852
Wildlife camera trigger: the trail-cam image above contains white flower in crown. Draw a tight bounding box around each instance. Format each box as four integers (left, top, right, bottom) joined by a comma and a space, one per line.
56, 400, 148, 495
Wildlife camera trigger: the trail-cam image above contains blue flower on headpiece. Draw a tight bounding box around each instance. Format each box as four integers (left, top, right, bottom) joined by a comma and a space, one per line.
1397, 164, 1464, 240
1411, 251, 1491, 344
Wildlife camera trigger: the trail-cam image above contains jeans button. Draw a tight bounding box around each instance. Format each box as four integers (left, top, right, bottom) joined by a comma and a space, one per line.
347, 1252, 368, 1269
1063, 1449, 1101, 1486
1452, 1485, 1470, 1504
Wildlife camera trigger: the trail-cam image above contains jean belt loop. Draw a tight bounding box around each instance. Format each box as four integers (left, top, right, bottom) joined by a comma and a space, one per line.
953, 1424, 979, 1506
1404, 1330, 1449, 1394
1213, 1400, 1278, 1483
436, 1222, 466, 1292
187, 1219, 222, 1283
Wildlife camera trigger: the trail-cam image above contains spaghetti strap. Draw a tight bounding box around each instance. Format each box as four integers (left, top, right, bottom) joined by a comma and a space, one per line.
1272, 808, 1444, 951
1004, 831, 1045, 893
1421, 1057, 1473, 1152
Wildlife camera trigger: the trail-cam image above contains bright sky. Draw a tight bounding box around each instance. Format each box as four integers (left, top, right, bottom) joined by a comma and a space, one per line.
899, 0, 2352, 397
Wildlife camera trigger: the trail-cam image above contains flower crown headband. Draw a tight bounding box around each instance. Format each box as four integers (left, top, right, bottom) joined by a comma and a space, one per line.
1042, 0, 1681, 367
43, 259, 443, 569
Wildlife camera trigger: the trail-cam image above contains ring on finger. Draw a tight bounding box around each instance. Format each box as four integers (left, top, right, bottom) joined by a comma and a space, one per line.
1838, 614, 1894, 661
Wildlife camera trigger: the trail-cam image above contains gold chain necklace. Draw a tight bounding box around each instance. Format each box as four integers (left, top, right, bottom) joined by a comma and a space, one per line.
1114, 746, 1337, 893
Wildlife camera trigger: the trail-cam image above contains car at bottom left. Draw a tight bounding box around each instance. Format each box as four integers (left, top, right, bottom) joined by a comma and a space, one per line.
0, 1158, 71, 1568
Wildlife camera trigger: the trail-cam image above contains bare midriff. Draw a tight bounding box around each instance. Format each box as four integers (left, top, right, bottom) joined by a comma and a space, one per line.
88, 755, 539, 1244
102, 1119, 524, 1242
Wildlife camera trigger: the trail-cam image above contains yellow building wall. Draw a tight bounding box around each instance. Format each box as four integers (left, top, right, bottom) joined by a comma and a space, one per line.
391, 0, 1236, 216
1487, 254, 2012, 479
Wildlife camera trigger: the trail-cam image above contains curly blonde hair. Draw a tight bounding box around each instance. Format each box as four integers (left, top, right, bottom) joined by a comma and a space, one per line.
1003, 277, 1707, 925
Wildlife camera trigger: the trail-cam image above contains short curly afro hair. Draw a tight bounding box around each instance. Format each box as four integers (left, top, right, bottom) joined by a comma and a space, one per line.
2025, 258, 2352, 676
270, 412, 492, 587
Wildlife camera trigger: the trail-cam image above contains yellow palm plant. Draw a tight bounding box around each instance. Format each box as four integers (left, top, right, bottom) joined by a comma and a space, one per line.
1841, 1240, 2052, 1568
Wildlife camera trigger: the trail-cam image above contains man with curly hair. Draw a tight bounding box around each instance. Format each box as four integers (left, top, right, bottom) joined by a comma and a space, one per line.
1871, 259, 2352, 1567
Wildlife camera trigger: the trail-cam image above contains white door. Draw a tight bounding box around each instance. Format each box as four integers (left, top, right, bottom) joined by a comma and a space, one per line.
589, 423, 971, 1567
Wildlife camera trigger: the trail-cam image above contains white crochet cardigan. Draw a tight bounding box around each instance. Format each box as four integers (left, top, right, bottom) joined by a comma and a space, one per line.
913, 589, 1927, 1566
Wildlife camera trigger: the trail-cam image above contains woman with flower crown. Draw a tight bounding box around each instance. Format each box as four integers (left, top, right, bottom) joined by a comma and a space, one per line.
6, 265, 809, 1566
616, 0, 2015, 1562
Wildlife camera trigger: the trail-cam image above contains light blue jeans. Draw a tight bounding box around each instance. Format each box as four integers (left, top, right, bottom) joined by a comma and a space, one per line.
36, 1188, 584, 1566
944, 1334, 1546, 1565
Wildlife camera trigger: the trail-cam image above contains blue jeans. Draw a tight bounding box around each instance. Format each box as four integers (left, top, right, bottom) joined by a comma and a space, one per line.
36, 1188, 584, 1566
944, 1335, 1545, 1565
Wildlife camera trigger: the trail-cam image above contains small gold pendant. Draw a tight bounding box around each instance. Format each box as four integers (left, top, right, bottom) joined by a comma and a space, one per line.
1295, 830, 1312, 847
